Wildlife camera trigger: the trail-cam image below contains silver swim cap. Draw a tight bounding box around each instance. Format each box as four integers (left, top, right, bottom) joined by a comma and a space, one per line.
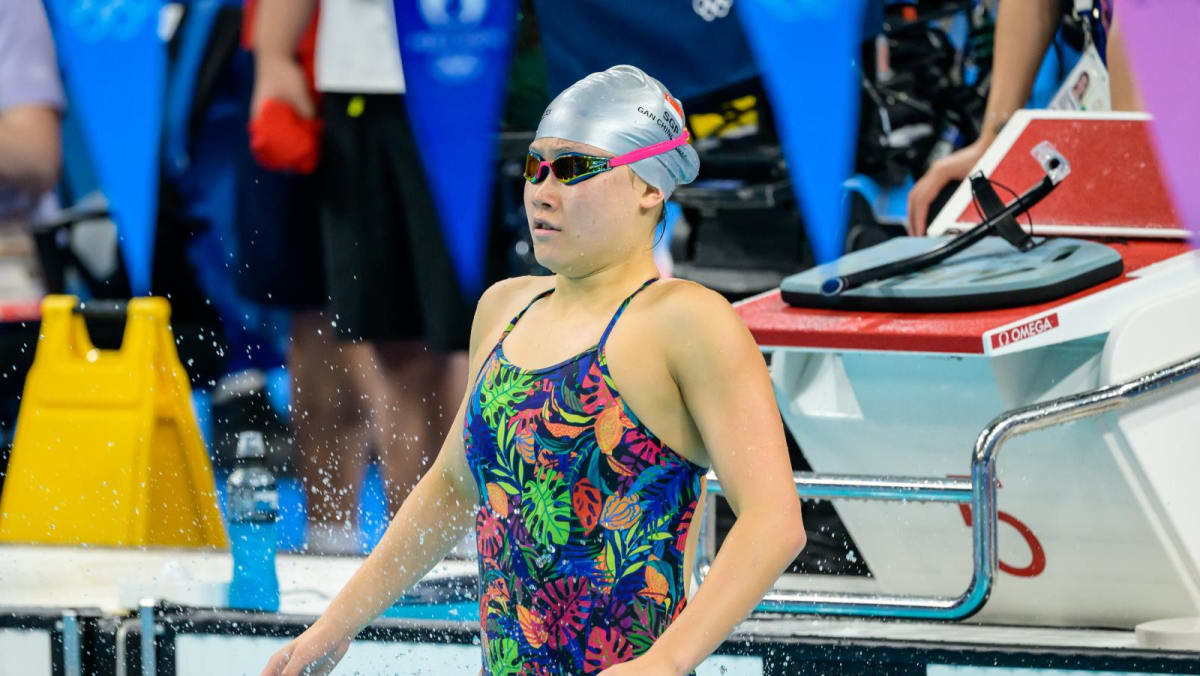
535, 65, 700, 199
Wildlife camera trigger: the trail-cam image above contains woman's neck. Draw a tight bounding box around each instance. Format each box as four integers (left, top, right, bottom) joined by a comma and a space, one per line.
547, 259, 660, 316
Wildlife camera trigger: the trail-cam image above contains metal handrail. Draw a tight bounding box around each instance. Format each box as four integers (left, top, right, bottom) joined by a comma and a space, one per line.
696, 352, 1200, 620
706, 473, 972, 504
61, 610, 81, 676
140, 599, 156, 676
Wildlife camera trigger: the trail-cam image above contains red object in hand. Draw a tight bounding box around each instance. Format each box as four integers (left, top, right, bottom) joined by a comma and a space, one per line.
242, 0, 322, 173
249, 99, 324, 174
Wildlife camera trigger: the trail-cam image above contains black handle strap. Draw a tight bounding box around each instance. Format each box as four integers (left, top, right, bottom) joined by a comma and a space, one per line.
72, 299, 128, 322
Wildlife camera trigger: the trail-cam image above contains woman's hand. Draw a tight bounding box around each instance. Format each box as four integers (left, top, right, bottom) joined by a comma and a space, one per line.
906, 139, 987, 236
258, 622, 352, 676
251, 55, 315, 119
598, 652, 681, 676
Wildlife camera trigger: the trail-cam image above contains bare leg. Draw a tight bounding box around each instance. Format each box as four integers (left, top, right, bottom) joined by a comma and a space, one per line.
290, 310, 370, 552
346, 340, 467, 515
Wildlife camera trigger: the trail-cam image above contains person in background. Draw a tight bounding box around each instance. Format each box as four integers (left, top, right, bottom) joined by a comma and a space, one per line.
252, 0, 473, 554
0, 0, 64, 303
907, 0, 1144, 234
240, 0, 367, 556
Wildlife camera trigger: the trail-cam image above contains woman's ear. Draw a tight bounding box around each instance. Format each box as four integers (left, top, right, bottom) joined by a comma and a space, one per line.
638, 180, 666, 212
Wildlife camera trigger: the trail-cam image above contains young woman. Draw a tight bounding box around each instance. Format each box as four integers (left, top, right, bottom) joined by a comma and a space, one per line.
261, 65, 806, 676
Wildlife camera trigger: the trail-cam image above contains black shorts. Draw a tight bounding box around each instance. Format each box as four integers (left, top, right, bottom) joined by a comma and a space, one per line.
319, 93, 474, 351
233, 138, 327, 311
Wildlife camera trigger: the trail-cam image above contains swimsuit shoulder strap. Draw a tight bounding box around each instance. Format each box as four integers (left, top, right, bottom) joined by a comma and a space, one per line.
499, 285, 556, 340
597, 277, 660, 351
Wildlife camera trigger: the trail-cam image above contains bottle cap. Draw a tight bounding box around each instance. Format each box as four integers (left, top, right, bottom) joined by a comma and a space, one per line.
235, 431, 266, 459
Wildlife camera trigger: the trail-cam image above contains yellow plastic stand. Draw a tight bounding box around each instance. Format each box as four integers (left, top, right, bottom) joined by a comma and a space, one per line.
0, 295, 228, 548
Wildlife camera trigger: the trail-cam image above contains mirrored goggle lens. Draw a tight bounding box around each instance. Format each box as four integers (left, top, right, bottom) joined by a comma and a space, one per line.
523, 154, 607, 184
551, 155, 597, 183
524, 154, 547, 183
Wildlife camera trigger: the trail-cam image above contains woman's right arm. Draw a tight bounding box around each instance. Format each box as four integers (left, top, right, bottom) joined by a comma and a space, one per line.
250, 0, 318, 118
907, 0, 1061, 234
260, 278, 526, 676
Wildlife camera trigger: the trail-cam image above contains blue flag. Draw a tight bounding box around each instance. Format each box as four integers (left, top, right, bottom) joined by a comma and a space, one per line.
44, 0, 166, 296
736, 0, 865, 265
532, 0, 756, 103
392, 0, 517, 302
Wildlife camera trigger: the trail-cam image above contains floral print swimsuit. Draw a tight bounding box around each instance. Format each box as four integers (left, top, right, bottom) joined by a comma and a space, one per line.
464, 277, 706, 675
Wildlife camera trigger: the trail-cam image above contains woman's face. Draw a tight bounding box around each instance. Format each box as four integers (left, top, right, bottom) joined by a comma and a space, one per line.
523, 137, 663, 276
1073, 71, 1091, 98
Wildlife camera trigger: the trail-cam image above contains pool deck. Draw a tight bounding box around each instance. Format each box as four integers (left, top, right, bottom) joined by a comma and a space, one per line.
0, 543, 1191, 655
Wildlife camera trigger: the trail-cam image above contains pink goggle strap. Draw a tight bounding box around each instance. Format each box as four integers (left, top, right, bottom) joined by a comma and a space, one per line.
607, 129, 691, 168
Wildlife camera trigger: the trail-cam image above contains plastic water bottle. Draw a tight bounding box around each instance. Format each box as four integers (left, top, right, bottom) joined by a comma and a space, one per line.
226, 431, 280, 611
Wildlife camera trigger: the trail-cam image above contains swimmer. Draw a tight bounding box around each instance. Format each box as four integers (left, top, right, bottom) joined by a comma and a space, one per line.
259, 64, 806, 676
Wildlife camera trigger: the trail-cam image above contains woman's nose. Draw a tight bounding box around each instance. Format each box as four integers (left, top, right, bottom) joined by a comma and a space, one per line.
527, 174, 559, 208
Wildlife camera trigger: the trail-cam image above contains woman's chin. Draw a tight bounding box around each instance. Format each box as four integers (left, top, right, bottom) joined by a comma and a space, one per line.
533, 253, 590, 278
531, 249, 562, 272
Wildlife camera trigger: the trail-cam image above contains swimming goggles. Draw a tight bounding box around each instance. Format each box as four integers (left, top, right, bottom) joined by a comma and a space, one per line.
523, 129, 691, 186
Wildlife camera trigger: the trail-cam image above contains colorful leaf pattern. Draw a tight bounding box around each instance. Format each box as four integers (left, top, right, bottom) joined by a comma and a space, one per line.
599, 494, 642, 531
583, 626, 634, 674
480, 367, 539, 428
486, 636, 522, 676
485, 482, 510, 518
532, 575, 593, 650
465, 278, 704, 675
572, 478, 602, 535
517, 605, 548, 649
523, 468, 572, 548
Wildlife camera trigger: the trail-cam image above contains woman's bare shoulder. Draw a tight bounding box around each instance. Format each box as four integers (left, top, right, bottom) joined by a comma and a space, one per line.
640, 277, 733, 321
477, 275, 555, 316
469, 276, 556, 351
637, 278, 754, 374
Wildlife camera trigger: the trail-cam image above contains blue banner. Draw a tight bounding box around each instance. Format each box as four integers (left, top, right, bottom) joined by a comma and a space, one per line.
736, 0, 865, 265
44, 0, 166, 296
532, 0, 756, 103
392, 0, 517, 301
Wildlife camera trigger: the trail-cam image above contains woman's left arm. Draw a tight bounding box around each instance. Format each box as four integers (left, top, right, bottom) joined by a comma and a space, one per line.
601, 284, 807, 676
